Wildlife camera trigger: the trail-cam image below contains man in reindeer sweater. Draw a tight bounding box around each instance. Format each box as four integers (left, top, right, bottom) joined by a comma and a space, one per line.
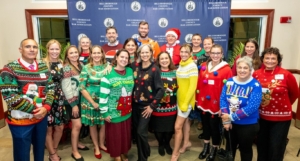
0, 39, 54, 161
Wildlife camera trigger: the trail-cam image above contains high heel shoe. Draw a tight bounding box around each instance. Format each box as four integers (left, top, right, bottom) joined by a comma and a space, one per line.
199, 143, 210, 159
179, 142, 192, 153
94, 149, 102, 159
170, 153, 180, 161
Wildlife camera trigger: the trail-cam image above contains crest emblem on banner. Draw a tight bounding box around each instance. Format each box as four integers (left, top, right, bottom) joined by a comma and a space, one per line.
213, 17, 223, 27
158, 18, 168, 28
104, 18, 114, 27
185, 34, 193, 43
77, 33, 87, 41
132, 34, 139, 39
76, 1, 86, 11
131, 1, 141, 12
186, 1, 195, 11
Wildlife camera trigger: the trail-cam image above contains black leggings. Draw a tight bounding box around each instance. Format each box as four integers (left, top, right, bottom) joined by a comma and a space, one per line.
154, 131, 173, 147
201, 111, 221, 145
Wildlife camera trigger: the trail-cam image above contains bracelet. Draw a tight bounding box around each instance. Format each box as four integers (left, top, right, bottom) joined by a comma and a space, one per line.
222, 121, 231, 125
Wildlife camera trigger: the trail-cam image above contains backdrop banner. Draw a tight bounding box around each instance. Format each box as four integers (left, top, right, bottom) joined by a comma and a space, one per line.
67, 0, 231, 57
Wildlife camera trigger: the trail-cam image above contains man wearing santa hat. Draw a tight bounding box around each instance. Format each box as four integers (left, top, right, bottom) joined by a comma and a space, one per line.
160, 28, 181, 66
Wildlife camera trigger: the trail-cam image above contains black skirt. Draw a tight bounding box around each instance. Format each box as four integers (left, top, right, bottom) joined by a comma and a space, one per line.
151, 115, 176, 132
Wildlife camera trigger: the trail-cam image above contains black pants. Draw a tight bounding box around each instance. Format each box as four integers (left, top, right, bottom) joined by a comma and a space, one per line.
154, 131, 173, 147
257, 119, 291, 161
201, 111, 221, 145
132, 104, 151, 161
225, 123, 259, 161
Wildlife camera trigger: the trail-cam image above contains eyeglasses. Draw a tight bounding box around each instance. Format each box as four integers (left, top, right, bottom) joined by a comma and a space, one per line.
210, 52, 222, 55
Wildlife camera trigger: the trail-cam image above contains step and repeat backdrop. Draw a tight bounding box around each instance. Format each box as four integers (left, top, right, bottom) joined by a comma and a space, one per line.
67, 0, 231, 56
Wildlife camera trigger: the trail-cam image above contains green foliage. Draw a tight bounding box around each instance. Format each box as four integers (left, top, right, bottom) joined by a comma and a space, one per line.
228, 42, 244, 67
39, 42, 70, 61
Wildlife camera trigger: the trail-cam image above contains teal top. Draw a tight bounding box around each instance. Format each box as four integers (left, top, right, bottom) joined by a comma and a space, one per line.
99, 67, 134, 123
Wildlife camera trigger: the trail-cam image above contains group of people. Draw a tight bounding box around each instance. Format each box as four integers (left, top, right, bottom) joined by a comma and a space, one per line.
0, 20, 298, 161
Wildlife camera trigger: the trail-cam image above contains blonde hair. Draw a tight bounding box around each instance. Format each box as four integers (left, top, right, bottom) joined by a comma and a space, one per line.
88, 45, 107, 67
78, 36, 92, 54
43, 39, 63, 70
136, 44, 154, 63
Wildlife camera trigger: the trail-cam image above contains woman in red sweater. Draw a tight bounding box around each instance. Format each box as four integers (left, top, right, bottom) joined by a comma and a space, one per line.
253, 47, 299, 161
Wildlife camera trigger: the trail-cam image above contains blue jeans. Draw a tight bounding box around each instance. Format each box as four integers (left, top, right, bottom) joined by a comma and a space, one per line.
8, 116, 48, 161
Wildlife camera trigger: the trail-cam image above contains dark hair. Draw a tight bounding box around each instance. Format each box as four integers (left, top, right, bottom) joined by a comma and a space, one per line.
20, 38, 36, 47
207, 44, 224, 64
156, 51, 176, 70
203, 37, 214, 44
88, 45, 106, 67
106, 26, 118, 33
260, 47, 282, 66
139, 21, 149, 28
123, 38, 138, 61
241, 38, 261, 70
192, 33, 202, 39
111, 49, 131, 67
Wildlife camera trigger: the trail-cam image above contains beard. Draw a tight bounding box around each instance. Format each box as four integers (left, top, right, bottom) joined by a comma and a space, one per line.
139, 32, 148, 39
108, 37, 117, 43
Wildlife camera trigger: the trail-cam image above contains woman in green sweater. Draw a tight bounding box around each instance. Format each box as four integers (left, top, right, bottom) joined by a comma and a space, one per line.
99, 49, 134, 161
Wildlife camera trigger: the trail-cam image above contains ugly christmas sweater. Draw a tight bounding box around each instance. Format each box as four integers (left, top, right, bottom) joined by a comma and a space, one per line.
152, 70, 178, 116
0, 59, 55, 125
253, 66, 299, 121
99, 67, 134, 123
160, 44, 181, 66
132, 62, 164, 109
176, 57, 198, 112
220, 77, 262, 125
196, 61, 232, 114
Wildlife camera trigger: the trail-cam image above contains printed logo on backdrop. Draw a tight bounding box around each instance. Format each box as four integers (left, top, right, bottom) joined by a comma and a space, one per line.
132, 34, 139, 39
186, 1, 195, 11
213, 17, 223, 27
76, 1, 86, 11
131, 1, 141, 12
185, 34, 193, 43
78, 33, 87, 41
104, 18, 114, 27
158, 18, 168, 28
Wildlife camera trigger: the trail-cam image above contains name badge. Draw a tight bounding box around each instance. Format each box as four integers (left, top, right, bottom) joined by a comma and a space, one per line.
167, 77, 173, 81
226, 81, 234, 86
79, 57, 84, 61
262, 88, 270, 93
208, 80, 214, 85
57, 64, 63, 69
275, 74, 284, 80
40, 73, 46, 78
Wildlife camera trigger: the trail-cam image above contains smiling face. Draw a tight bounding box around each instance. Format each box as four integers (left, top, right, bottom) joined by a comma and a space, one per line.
203, 39, 213, 53
67, 47, 79, 63
19, 39, 38, 64
80, 37, 91, 52
106, 28, 118, 44
237, 61, 251, 81
209, 47, 223, 64
192, 35, 202, 47
139, 45, 152, 62
124, 40, 137, 55
158, 53, 171, 70
263, 53, 278, 70
138, 24, 149, 38
245, 42, 256, 57
48, 43, 61, 61
166, 34, 176, 45
180, 46, 191, 61
116, 51, 129, 68
91, 47, 104, 64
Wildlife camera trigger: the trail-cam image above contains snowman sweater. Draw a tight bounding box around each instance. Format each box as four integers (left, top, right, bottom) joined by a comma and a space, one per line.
253, 66, 299, 121
220, 77, 262, 125
99, 68, 134, 123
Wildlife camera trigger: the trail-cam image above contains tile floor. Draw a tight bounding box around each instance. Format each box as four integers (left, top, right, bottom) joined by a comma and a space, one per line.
0, 120, 300, 161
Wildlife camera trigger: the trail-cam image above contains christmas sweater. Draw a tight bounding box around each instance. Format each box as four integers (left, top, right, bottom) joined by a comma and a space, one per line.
196, 53, 210, 67
253, 66, 299, 121
160, 44, 181, 66
99, 67, 134, 123
176, 57, 198, 112
135, 37, 161, 58
0, 59, 55, 125
102, 43, 123, 62
80, 52, 90, 65
192, 48, 205, 63
196, 61, 232, 114
220, 77, 262, 125
152, 70, 178, 116
61, 63, 82, 108
132, 62, 164, 109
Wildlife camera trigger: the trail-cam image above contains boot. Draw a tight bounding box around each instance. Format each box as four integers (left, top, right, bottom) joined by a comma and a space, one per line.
198, 143, 210, 159
164, 144, 173, 155
158, 145, 165, 156
206, 147, 217, 161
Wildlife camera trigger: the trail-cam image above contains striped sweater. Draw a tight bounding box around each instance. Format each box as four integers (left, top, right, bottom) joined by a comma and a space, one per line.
176, 57, 198, 112
0, 59, 55, 125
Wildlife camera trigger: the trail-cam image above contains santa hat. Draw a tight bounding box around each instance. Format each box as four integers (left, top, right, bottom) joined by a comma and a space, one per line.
165, 28, 181, 44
